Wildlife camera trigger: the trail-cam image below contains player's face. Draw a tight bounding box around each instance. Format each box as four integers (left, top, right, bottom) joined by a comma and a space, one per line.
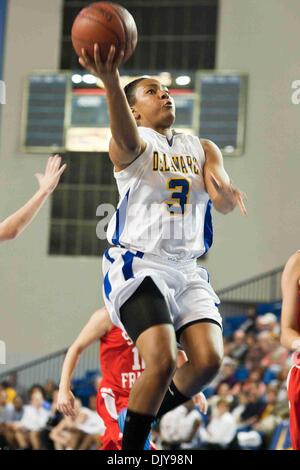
133, 78, 176, 128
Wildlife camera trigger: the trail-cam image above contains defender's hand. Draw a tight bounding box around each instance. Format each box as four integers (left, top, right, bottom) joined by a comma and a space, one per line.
35, 155, 66, 195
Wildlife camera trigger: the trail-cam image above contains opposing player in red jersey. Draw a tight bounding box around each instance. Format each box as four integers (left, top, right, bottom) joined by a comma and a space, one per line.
57, 307, 144, 449
280, 250, 300, 450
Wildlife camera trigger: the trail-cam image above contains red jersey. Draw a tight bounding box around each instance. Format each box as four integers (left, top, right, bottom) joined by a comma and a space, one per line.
99, 326, 145, 395
97, 326, 145, 450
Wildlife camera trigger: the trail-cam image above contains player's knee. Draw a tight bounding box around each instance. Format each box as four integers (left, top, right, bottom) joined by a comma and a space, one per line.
147, 347, 177, 379
192, 350, 223, 380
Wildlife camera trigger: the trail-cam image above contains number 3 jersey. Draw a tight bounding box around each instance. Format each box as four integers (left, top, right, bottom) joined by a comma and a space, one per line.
106, 127, 212, 262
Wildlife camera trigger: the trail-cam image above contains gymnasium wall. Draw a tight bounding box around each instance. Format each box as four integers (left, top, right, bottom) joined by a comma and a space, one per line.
0, 0, 299, 371
204, 0, 300, 289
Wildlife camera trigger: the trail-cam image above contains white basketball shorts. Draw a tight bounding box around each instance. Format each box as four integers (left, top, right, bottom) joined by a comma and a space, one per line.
102, 246, 222, 334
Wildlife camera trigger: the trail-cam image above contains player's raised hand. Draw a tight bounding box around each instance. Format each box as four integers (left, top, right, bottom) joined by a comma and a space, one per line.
57, 389, 76, 418
35, 155, 66, 195
79, 43, 124, 86
209, 172, 247, 216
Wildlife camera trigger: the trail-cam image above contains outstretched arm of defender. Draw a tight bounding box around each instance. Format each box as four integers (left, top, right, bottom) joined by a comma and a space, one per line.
57, 308, 112, 417
281, 252, 300, 351
0, 155, 66, 242
79, 44, 146, 169
202, 139, 246, 215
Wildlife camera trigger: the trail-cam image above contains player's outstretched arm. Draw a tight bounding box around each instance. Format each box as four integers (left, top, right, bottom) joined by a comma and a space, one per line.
79, 44, 146, 170
0, 155, 66, 242
280, 252, 300, 351
201, 139, 246, 215
57, 307, 112, 417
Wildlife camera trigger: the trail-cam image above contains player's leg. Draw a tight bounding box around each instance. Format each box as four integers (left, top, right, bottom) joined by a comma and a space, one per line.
157, 321, 223, 418
173, 321, 223, 394
120, 277, 177, 450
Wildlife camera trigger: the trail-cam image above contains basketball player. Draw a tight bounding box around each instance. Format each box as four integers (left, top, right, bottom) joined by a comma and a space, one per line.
0, 155, 66, 242
57, 307, 198, 450
57, 307, 146, 449
281, 251, 300, 450
79, 44, 246, 450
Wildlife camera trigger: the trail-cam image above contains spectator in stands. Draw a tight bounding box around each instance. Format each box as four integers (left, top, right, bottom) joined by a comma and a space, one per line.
243, 368, 266, 396
39, 389, 63, 450
4, 373, 27, 401
231, 392, 249, 423
159, 398, 202, 450
44, 380, 58, 403
207, 382, 234, 413
12, 390, 50, 450
27, 384, 51, 411
2, 395, 24, 449
75, 395, 105, 450
261, 334, 288, 371
0, 388, 13, 448
256, 313, 280, 335
235, 386, 266, 429
229, 330, 249, 362
199, 399, 237, 449
1, 380, 16, 404
252, 388, 282, 446
245, 332, 267, 369
239, 307, 258, 334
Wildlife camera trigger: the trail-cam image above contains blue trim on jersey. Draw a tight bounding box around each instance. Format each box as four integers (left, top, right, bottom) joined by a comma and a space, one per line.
104, 248, 115, 264
166, 135, 174, 147
204, 200, 213, 253
104, 272, 112, 300
112, 189, 130, 246
121, 250, 144, 281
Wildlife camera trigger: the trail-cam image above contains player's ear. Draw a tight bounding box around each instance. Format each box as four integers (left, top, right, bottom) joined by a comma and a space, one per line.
131, 107, 141, 121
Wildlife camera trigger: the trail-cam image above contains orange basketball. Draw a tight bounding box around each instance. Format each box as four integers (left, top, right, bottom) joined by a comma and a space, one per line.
71, 2, 138, 64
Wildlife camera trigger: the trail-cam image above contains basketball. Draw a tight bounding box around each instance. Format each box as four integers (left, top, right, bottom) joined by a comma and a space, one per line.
71, 2, 138, 64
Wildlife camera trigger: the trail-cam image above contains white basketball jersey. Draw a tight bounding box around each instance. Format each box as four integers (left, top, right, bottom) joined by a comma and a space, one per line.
106, 127, 213, 261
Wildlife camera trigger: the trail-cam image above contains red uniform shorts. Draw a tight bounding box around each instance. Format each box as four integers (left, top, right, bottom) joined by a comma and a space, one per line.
287, 365, 300, 450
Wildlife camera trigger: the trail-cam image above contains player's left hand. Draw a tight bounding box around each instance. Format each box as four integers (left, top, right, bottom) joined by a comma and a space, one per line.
35, 155, 67, 195
57, 389, 76, 418
209, 172, 247, 215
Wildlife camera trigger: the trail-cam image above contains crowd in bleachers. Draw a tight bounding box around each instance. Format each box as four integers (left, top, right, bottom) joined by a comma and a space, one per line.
0, 311, 292, 450
0, 377, 104, 450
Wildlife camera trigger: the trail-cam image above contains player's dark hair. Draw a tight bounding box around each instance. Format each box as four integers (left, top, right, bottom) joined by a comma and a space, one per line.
123, 77, 148, 106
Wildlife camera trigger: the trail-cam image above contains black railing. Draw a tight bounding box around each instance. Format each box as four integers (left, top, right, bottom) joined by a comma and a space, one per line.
217, 266, 283, 303
0, 342, 100, 389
